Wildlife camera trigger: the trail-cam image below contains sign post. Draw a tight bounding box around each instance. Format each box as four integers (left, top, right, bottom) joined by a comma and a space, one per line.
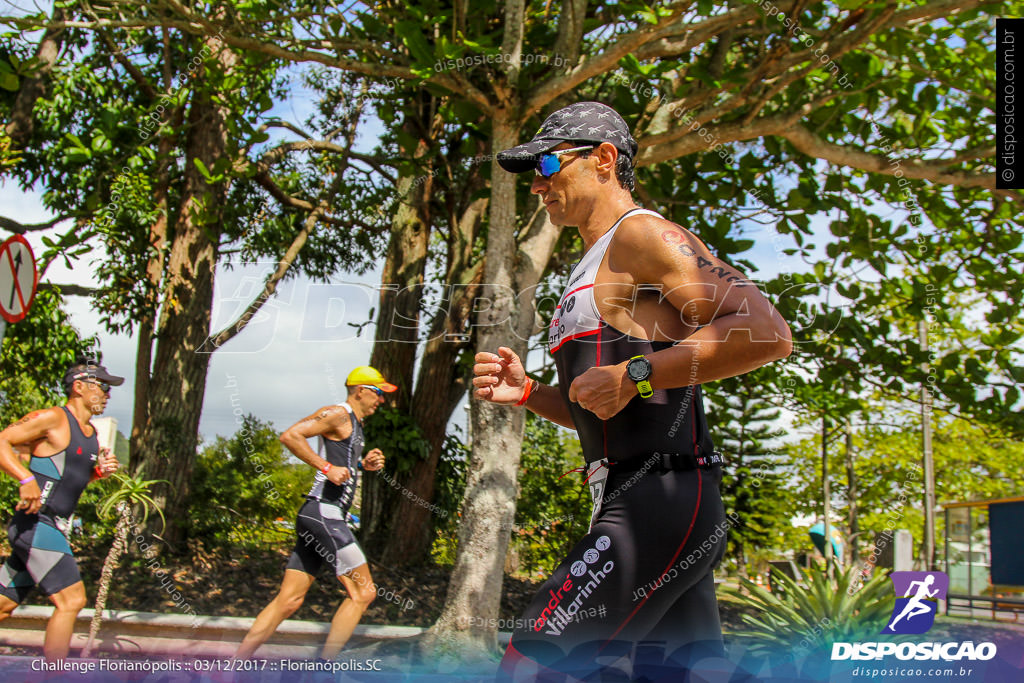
0, 234, 39, 347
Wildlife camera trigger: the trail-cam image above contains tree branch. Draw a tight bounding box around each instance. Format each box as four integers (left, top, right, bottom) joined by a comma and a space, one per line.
0, 215, 71, 234
254, 139, 396, 182
523, 1, 695, 115
37, 282, 101, 297
204, 203, 325, 350
80, 0, 158, 101
780, 124, 995, 189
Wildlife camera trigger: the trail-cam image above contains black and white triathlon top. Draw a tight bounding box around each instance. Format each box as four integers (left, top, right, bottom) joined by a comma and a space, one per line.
548, 208, 716, 466
306, 402, 363, 513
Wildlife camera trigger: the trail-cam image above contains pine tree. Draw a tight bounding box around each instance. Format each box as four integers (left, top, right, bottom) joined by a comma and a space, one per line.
706, 372, 794, 575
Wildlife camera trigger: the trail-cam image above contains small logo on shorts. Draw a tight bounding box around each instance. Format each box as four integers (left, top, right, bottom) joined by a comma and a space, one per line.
595, 535, 610, 551
584, 549, 600, 564
570, 561, 587, 577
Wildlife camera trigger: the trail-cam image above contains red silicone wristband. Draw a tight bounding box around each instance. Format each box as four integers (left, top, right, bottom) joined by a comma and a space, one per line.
321, 463, 332, 474
516, 379, 536, 406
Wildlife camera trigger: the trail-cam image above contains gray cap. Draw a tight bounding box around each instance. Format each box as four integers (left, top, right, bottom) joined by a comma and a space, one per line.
497, 102, 638, 173
64, 360, 125, 389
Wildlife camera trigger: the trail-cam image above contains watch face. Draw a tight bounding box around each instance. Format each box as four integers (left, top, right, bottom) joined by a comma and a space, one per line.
627, 357, 652, 381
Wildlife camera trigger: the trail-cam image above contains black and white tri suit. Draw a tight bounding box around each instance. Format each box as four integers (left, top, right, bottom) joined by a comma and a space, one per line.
286, 403, 367, 577
500, 209, 730, 681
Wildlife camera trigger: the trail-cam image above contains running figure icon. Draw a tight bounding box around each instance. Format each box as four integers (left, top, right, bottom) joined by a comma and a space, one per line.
887, 574, 939, 632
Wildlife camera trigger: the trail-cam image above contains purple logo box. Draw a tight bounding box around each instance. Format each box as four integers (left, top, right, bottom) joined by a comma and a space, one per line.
883, 571, 949, 635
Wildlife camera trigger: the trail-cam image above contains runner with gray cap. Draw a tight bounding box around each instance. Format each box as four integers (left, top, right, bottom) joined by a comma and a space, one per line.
0, 358, 122, 660
477, 102, 792, 680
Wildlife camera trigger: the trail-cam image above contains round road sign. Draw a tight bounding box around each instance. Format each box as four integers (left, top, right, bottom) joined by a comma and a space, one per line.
0, 234, 39, 323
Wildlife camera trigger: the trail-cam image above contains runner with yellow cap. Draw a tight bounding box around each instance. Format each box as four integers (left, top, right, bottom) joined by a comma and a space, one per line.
235, 365, 395, 661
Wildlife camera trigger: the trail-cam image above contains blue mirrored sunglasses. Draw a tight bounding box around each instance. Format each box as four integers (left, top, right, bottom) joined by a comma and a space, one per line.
360, 384, 384, 397
535, 145, 595, 178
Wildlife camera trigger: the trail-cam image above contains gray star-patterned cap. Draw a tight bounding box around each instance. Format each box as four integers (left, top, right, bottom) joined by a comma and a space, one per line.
497, 102, 639, 173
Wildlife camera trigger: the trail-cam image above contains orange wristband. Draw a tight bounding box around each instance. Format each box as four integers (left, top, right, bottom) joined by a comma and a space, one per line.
516, 379, 537, 406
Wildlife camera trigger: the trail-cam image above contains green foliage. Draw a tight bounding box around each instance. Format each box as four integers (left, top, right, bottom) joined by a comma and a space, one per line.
785, 412, 1024, 562
185, 415, 308, 546
706, 373, 801, 574
511, 414, 590, 577
0, 128, 18, 168
0, 288, 97, 427
96, 470, 166, 529
432, 431, 469, 522
0, 472, 17, 518
724, 563, 894, 665
71, 469, 167, 546
362, 405, 431, 473
429, 431, 470, 566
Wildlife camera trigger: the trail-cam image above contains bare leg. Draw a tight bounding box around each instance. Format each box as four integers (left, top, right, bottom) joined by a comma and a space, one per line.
320, 563, 376, 660
0, 594, 18, 624
45, 581, 87, 660
235, 569, 315, 659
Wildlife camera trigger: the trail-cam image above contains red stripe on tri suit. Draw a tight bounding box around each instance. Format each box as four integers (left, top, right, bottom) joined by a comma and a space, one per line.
596, 323, 610, 463
499, 640, 566, 681
693, 396, 698, 455
599, 471, 704, 652
549, 328, 601, 354
563, 283, 594, 299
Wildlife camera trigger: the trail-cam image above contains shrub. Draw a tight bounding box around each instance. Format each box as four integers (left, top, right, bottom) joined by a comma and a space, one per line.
185, 415, 307, 546
723, 562, 895, 675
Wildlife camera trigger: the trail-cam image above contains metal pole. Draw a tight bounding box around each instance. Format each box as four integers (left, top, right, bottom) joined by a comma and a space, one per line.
845, 422, 858, 565
944, 507, 950, 616
823, 414, 832, 578
967, 505, 973, 599
919, 320, 936, 570
0, 319, 6, 348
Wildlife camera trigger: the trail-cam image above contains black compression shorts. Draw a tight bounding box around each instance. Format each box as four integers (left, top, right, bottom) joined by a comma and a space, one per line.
0, 512, 82, 602
286, 499, 367, 578
499, 464, 730, 681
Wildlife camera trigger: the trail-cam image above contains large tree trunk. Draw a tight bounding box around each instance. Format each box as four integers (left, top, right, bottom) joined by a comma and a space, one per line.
374, 197, 487, 565
360, 125, 433, 556
366, 181, 431, 404
378, 271, 483, 565
4, 8, 64, 147
134, 34, 234, 546
432, 125, 522, 649
138, 225, 217, 545
129, 134, 173, 471
432, 113, 566, 649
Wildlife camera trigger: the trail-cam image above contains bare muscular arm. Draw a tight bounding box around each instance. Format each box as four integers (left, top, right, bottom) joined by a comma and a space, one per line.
280, 405, 355, 485
569, 215, 792, 419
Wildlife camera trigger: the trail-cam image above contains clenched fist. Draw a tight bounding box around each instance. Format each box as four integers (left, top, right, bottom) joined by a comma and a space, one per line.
567, 362, 636, 420
362, 448, 385, 471
472, 347, 530, 405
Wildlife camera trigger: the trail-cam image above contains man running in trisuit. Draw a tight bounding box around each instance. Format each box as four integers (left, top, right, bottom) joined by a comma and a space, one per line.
236, 366, 393, 661
0, 359, 122, 660
475, 102, 792, 681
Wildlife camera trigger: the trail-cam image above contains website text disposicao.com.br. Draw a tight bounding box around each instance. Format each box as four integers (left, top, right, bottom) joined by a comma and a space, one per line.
836, 640, 996, 678
850, 665, 979, 678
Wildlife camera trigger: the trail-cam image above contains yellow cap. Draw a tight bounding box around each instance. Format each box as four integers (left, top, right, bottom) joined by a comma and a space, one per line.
345, 366, 397, 392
